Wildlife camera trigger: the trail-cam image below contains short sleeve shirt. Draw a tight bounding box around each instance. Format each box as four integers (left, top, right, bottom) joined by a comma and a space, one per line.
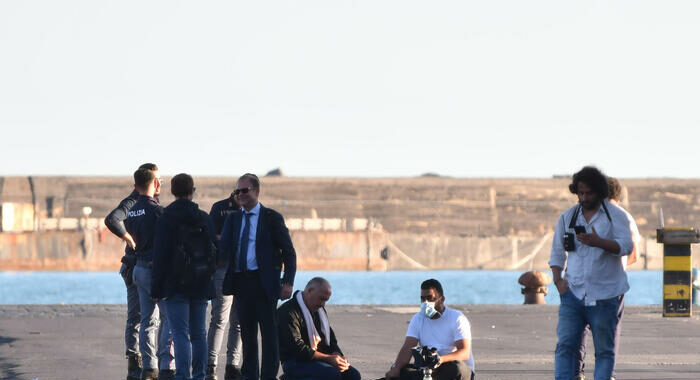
406, 307, 474, 370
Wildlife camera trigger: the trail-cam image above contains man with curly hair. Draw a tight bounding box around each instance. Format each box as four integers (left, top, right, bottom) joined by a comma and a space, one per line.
572, 177, 641, 380
549, 166, 635, 380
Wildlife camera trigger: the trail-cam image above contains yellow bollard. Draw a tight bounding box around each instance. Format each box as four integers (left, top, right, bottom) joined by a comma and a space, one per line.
657, 227, 699, 317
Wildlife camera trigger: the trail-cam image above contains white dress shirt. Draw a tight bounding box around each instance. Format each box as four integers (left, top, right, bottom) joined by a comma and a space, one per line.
549, 200, 634, 304
237, 202, 260, 271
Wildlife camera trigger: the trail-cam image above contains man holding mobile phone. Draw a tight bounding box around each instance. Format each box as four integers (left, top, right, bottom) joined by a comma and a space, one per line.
572, 177, 641, 380
549, 166, 635, 380
220, 173, 297, 380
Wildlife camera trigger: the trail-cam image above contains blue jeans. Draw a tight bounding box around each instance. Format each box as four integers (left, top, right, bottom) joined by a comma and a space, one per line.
165, 294, 209, 380
282, 359, 361, 380
574, 299, 625, 379
133, 264, 175, 370
555, 291, 624, 380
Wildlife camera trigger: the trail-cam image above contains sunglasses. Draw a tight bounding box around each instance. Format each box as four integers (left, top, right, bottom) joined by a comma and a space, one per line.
233, 187, 255, 195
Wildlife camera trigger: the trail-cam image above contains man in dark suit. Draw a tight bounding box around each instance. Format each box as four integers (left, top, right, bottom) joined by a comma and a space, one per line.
221, 173, 297, 380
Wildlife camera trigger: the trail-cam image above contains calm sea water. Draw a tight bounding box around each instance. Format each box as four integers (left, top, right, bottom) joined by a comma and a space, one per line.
0, 270, 662, 305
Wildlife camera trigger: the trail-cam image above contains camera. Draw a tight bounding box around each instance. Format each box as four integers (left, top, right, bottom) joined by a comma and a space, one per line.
411, 346, 440, 380
411, 346, 440, 369
563, 233, 575, 251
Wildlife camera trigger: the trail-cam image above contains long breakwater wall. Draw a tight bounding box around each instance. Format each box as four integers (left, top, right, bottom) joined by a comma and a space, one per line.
0, 229, 692, 271
3, 176, 700, 271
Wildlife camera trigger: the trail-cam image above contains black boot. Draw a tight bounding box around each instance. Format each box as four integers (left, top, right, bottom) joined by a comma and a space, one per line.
127, 354, 142, 380
141, 368, 159, 380
224, 365, 242, 380
205, 364, 218, 380
157, 369, 175, 380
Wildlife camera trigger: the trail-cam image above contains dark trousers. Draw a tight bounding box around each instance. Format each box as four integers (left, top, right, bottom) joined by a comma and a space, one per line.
282, 359, 361, 380
400, 361, 474, 380
123, 269, 141, 379
235, 271, 279, 380
124, 274, 141, 357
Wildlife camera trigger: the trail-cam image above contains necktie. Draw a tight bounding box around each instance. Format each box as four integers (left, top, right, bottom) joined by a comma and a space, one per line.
238, 212, 252, 272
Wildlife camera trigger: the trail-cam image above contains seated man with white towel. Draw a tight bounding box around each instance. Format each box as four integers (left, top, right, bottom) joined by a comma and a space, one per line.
278, 277, 361, 380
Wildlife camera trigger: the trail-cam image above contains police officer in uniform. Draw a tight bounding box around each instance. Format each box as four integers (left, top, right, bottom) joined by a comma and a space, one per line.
206, 192, 243, 380
125, 167, 175, 380
105, 163, 157, 380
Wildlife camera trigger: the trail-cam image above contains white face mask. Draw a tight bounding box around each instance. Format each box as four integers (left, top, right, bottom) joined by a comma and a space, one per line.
420, 301, 439, 318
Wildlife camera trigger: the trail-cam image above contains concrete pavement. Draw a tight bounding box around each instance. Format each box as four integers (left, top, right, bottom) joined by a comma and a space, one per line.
1, 304, 699, 380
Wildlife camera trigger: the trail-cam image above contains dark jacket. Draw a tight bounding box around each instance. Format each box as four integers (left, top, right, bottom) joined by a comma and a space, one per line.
124, 195, 163, 263
277, 291, 342, 363
220, 204, 297, 301
104, 189, 139, 256
209, 195, 238, 236
152, 198, 217, 300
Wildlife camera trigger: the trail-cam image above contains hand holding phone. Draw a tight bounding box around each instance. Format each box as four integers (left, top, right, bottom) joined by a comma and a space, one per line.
574, 226, 587, 235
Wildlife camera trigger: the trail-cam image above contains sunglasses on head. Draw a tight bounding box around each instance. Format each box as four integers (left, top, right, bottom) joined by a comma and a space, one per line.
234, 187, 255, 195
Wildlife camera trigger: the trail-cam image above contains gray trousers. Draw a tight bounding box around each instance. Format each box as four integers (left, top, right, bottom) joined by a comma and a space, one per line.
207, 267, 242, 368
133, 264, 175, 370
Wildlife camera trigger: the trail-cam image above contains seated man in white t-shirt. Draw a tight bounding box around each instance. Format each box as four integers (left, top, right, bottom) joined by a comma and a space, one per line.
385, 279, 475, 380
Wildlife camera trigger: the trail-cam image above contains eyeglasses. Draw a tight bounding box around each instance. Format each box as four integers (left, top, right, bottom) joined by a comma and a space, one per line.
233, 187, 255, 195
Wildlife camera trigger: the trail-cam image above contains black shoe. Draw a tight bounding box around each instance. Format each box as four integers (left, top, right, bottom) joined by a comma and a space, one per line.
127, 354, 142, 380
141, 368, 159, 380
206, 364, 218, 380
158, 369, 175, 380
224, 365, 242, 380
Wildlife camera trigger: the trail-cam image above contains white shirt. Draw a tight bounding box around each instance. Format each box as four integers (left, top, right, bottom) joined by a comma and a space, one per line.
618, 205, 640, 270
549, 200, 634, 303
237, 202, 260, 271
406, 307, 475, 371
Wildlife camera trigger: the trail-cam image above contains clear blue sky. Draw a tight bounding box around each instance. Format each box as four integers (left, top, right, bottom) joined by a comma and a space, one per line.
1, 1, 699, 177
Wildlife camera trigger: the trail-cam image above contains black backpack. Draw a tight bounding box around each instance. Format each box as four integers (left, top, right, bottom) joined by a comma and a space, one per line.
173, 215, 217, 288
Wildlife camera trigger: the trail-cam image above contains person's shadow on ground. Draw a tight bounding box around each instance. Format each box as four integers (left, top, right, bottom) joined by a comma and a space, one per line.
0, 336, 22, 380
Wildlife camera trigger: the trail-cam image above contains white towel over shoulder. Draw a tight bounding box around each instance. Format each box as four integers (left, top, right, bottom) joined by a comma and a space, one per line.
296, 291, 330, 350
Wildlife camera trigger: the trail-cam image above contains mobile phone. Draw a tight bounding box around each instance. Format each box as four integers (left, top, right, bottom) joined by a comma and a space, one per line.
574, 226, 587, 234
